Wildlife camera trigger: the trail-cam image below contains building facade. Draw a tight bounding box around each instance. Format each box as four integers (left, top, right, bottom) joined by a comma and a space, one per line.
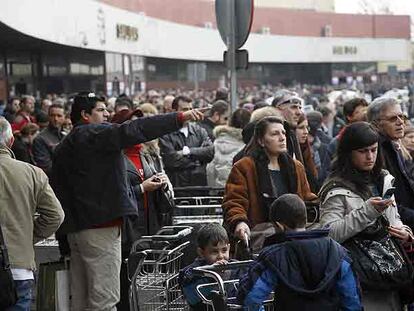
0, 0, 411, 99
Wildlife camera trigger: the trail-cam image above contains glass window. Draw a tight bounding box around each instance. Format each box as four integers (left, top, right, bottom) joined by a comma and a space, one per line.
11, 63, 32, 76
70, 63, 90, 75
48, 65, 67, 76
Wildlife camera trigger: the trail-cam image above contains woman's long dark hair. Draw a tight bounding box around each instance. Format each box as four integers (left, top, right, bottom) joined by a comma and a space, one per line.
245, 116, 285, 156
330, 122, 383, 198
245, 116, 297, 196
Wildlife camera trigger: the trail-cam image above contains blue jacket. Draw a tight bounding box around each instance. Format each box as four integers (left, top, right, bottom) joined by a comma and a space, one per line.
238, 230, 362, 311
52, 113, 182, 234
179, 258, 246, 311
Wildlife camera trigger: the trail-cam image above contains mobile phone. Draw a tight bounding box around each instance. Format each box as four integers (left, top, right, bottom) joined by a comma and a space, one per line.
153, 176, 161, 182
382, 187, 396, 200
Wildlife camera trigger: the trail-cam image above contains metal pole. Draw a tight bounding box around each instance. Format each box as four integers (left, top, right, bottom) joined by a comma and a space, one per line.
227, 0, 237, 113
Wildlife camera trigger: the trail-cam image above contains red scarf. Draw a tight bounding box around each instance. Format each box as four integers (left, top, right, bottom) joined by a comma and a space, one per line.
125, 144, 148, 219
125, 144, 144, 181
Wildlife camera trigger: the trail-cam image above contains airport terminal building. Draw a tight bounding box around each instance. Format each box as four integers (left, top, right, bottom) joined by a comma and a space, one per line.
0, 0, 411, 99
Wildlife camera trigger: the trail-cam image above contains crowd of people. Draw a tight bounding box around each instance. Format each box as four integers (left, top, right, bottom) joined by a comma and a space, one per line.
2, 82, 414, 310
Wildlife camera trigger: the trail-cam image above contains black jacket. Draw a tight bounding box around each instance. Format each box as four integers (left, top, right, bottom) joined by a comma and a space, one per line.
11, 137, 35, 165
32, 125, 65, 176
52, 113, 182, 234
198, 118, 216, 141
159, 123, 214, 187
380, 135, 414, 230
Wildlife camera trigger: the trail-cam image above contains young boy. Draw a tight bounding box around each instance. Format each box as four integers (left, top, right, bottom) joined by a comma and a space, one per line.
237, 194, 362, 311
179, 223, 232, 311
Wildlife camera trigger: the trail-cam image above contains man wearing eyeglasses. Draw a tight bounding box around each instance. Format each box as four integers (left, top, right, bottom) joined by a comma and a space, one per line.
51, 92, 205, 311
271, 89, 304, 164
368, 97, 414, 231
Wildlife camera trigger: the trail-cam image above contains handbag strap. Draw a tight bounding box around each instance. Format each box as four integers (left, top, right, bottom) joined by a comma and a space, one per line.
0, 224, 11, 270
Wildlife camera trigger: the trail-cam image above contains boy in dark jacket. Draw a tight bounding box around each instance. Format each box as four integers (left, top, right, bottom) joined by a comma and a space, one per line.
179, 223, 240, 311
237, 194, 362, 311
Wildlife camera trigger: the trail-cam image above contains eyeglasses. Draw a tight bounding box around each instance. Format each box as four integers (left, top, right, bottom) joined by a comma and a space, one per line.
278, 98, 303, 111
379, 114, 407, 123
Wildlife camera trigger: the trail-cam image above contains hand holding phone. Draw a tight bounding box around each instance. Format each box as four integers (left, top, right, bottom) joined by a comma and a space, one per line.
382, 187, 396, 200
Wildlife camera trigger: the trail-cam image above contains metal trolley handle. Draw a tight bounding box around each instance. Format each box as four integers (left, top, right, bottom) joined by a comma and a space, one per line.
142, 225, 193, 241
193, 260, 254, 302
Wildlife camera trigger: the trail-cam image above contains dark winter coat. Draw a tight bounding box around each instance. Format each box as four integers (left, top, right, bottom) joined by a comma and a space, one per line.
223, 154, 317, 234
32, 125, 65, 176
159, 123, 214, 187
379, 135, 414, 231
52, 113, 183, 235
237, 229, 362, 311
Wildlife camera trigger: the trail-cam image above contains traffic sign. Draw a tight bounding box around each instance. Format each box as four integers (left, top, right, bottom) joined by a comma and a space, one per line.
215, 0, 254, 49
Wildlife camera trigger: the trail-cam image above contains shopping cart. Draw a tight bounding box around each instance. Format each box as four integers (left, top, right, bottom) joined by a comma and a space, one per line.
192, 261, 274, 311
128, 226, 193, 311
172, 186, 224, 225
172, 187, 225, 267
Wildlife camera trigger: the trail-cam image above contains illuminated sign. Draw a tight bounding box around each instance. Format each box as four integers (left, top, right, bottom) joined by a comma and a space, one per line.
333, 46, 358, 55
116, 24, 138, 41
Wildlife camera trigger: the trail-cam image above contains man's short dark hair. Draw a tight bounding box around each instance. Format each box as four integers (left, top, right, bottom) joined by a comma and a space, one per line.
210, 100, 229, 116
230, 108, 251, 129
343, 98, 368, 119
317, 106, 333, 118
269, 194, 307, 229
197, 223, 229, 249
115, 94, 133, 111
71, 92, 105, 125
215, 87, 229, 101
48, 103, 64, 114
172, 95, 192, 111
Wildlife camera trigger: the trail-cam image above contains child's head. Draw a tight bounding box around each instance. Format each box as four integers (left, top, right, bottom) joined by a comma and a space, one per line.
196, 223, 230, 264
269, 194, 307, 231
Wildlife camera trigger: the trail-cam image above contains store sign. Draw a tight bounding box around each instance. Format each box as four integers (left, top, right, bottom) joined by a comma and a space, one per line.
332, 45, 358, 55
116, 24, 138, 41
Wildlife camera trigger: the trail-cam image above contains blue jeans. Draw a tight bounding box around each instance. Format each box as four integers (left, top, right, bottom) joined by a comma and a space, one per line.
6, 279, 34, 311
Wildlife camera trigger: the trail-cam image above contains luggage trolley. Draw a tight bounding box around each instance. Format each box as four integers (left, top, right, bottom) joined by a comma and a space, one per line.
192, 261, 274, 311
172, 187, 225, 266
172, 186, 224, 226
128, 226, 193, 311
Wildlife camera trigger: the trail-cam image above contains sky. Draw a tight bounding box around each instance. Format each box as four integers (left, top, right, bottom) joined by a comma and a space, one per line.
335, 0, 414, 17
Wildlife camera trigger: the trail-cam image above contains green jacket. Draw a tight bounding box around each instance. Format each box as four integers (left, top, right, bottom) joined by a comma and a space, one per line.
0, 145, 64, 271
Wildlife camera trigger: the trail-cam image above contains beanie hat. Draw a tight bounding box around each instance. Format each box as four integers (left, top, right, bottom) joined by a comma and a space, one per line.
271, 89, 302, 107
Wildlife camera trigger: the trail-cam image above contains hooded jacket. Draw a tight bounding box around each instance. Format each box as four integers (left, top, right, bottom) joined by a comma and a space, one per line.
237, 230, 362, 311
319, 170, 406, 244
207, 125, 244, 188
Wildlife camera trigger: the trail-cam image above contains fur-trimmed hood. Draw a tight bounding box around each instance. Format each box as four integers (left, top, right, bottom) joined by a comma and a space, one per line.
213, 125, 243, 141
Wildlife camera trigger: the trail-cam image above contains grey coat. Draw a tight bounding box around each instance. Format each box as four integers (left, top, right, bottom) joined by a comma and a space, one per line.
320, 170, 408, 311
207, 125, 244, 188
320, 171, 404, 243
